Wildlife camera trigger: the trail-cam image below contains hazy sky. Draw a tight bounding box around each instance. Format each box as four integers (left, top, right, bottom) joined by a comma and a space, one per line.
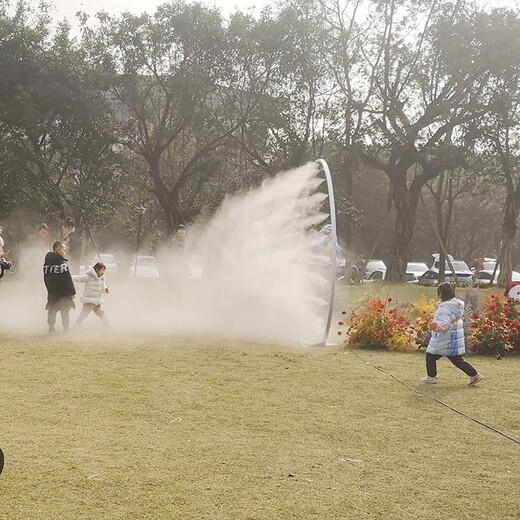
35, 0, 519, 26
45, 0, 272, 24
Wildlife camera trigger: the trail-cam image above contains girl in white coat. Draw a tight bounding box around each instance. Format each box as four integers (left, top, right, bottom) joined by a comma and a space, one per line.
72, 262, 111, 328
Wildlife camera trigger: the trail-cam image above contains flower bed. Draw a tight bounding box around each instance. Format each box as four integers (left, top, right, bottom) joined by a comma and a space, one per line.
340, 291, 519, 356
468, 293, 520, 356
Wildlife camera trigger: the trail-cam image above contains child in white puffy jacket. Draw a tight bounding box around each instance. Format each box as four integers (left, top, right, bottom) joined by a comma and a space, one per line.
72, 262, 111, 328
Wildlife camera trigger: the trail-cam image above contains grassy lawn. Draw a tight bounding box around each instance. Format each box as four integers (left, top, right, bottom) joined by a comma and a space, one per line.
1, 312, 519, 519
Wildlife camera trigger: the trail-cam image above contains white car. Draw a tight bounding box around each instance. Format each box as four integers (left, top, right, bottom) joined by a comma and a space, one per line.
473, 259, 520, 286
92, 253, 119, 278
407, 262, 429, 278
80, 253, 119, 277
128, 255, 160, 278
362, 259, 387, 280
428, 254, 474, 286
362, 269, 418, 284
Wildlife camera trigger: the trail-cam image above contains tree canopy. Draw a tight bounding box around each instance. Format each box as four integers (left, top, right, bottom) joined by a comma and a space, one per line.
1, 0, 520, 283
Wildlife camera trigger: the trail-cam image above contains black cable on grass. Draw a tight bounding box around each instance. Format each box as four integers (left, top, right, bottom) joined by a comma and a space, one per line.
351, 352, 520, 446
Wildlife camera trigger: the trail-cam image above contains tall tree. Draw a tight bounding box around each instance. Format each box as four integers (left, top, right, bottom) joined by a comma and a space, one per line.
82, 2, 256, 234
231, 0, 335, 173
0, 3, 124, 225
319, 0, 375, 264
469, 10, 520, 286
359, 0, 498, 281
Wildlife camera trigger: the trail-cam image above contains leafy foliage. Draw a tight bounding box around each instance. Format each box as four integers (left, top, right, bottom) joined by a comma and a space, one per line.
0, 4, 125, 225
409, 295, 437, 349
468, 293, 520, 357
340, 296, 417, 352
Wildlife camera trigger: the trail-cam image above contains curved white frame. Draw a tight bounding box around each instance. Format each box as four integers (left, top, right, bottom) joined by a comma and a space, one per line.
315, 159, 337, 345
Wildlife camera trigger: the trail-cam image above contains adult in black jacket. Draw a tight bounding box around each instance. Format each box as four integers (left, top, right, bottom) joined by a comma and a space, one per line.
43, 241, 76, 333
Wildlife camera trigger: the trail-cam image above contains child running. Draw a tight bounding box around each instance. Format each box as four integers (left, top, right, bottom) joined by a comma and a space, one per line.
421, 282, 483, 385
72, 262, 111, 328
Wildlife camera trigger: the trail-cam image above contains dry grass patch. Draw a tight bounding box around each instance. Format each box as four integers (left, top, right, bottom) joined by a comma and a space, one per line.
0, 332, 519, 519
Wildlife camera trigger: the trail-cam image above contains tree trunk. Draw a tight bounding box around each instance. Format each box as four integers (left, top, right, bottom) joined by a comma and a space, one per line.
497, 193, 518, 287
148, 157, 182, 236
386, 173, 418, 282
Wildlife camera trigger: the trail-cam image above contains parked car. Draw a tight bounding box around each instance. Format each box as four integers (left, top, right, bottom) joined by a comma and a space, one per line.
362, 269, 418, 284
362, 269, 385, 283
473, 258, 520, 286
80, 253, 119, 277
420, 253, 474, 286
92, 253, 119, 278
128, 255, 160, 278
406, 261, 429, 278
361, 259, 387, 280
417, 270, 443, 286
405, 271, 419, 284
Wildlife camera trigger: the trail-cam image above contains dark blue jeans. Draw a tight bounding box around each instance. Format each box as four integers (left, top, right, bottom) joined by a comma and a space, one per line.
426, 353, 477, 378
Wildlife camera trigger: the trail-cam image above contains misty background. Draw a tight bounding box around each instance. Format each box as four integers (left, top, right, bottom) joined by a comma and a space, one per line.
0, 164, 338, 345
2, 0, 520, 295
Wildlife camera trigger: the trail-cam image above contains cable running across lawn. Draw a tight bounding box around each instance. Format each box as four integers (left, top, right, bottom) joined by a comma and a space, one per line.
350, 352, 520, 446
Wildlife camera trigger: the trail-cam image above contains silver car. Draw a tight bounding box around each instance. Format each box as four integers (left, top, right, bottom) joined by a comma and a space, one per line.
128, 255, 160, 278
92, 253, 119, 278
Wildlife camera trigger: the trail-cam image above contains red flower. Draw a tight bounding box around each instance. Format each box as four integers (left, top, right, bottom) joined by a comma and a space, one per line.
337, 331, 342, 336
338, 321, 344, 326
342, 310, 347, 315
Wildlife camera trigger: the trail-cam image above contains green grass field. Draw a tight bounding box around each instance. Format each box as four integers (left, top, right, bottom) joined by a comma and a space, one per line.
1, 332, 519, 518
0, 282, 518, 519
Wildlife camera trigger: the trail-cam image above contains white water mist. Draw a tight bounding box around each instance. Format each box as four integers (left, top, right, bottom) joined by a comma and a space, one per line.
0, 162, 335, 345
165, 161, 333, 344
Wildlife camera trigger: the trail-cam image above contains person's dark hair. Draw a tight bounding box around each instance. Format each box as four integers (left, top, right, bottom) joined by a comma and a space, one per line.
93, 262, 106, 273
36, 223, 49, 232
53, 241, 64, 252
437, 282, 456, 301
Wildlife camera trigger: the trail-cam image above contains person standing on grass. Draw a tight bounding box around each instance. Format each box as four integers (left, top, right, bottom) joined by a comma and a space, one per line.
421, 282, 483, 386
72, 262, 111, 328
43, 241, 76, 333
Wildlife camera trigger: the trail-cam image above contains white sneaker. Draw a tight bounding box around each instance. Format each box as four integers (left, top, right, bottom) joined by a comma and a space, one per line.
420, 376, 438, 384
468, 373, 483, 386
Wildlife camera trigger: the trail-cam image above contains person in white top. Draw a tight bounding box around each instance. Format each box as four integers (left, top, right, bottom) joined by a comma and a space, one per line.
72, 262, 111, 328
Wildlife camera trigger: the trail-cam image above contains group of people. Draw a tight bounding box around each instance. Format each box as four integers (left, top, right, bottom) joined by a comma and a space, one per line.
24, 218, 107, 333
28, 219, 82, 273
43, 240, 111, 333
4, 217, 485, 383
